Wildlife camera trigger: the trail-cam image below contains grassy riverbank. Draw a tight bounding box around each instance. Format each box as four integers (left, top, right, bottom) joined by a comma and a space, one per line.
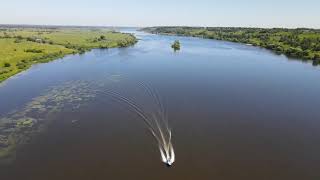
0, 27, 137, 82
143, 27, 320, 64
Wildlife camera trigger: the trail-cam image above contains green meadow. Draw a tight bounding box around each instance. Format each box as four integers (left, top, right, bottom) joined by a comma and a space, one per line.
0, 28, 137, 82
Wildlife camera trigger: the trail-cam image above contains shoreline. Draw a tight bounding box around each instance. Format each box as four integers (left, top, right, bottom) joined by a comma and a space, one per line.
0, 29, 138, 83
142, 27, 320, 65
0, 44, 137, 84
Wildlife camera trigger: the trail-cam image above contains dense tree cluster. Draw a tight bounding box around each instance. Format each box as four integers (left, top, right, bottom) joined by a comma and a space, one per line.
24, 49, 43, 53
171, 40, 181, 51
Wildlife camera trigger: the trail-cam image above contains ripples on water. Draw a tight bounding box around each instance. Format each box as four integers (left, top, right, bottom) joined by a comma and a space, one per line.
98, 75, 175, 166
0, 75, 175, 166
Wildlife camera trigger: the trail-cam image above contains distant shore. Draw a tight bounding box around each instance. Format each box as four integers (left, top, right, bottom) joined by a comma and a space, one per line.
142, 27, 320, 65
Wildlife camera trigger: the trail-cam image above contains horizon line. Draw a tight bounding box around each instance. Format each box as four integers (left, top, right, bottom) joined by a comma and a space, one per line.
0, 23, 319, 30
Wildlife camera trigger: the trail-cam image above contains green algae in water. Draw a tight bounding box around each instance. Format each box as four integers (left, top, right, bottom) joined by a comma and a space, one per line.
0, 80, 98, 161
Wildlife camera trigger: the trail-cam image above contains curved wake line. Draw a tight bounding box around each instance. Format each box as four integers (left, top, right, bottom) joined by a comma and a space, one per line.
97, 79, 175, 166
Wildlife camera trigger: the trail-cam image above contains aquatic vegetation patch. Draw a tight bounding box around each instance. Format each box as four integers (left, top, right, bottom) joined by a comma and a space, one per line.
0, 81, 98, 161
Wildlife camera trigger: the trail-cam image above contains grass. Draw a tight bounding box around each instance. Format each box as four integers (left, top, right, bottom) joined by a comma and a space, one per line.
0, 27, 137, 82
0, 38, 74, 81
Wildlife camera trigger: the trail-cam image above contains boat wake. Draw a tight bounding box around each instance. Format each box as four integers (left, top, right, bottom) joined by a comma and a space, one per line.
98, 76, 175, 166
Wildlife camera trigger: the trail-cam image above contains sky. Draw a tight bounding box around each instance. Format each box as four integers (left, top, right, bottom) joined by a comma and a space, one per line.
1, 0, 320, 28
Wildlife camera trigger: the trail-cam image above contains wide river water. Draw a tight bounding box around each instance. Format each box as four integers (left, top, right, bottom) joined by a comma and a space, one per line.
1, 29, 320, 180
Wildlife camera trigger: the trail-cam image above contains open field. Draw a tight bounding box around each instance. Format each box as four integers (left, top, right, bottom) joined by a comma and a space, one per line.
0, 27, 137, 82
143, 27, 320, 64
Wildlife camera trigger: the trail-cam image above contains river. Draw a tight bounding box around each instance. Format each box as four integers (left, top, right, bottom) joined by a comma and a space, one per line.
0, 29, 320, 180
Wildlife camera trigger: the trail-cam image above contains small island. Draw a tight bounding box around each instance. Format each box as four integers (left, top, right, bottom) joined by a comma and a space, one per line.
171, 40, 181, 51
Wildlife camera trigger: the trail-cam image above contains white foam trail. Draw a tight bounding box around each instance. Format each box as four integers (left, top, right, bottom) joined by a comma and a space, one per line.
98, 77, 175, 166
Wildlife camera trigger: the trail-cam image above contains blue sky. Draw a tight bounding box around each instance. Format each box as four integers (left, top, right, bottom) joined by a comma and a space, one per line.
1, 0, 320, 28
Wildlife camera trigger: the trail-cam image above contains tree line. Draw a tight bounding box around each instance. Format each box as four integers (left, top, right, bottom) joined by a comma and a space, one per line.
143, 27, 320, 65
